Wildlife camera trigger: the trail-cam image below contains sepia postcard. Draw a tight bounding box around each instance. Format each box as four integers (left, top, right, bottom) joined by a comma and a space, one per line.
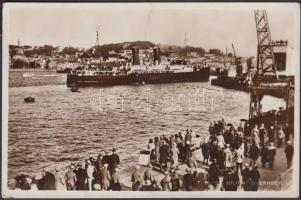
1, 2, 300, 198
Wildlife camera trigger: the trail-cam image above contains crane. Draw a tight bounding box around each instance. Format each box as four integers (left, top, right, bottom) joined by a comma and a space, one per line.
254, 10, 277, 81
232, 44, 243, 76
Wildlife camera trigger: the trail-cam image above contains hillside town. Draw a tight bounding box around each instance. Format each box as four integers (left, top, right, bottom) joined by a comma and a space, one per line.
9, 41, 239, 74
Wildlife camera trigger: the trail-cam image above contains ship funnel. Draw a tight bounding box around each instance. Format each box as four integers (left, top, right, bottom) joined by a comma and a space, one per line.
132, 47, 140, 65
153, 47, 161, 65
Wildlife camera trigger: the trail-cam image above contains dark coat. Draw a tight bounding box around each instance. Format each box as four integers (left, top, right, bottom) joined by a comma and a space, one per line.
110, 153, 120, 170
183, 173, 194, 191
159, 144, 169, 163
74, 168, 87, 190
38, 172, 56, 190
285, 145, 294, 159
249, 145, 260, 160
261, 146, 269, 163
250, 169, 260, 191
241, 168, 252, 191
201, 143, 209, 159
102, 155, 112, 165
109, 181, 122, 191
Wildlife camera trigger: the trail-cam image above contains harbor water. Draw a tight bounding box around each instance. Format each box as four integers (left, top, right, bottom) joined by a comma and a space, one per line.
8, 80, 285, 183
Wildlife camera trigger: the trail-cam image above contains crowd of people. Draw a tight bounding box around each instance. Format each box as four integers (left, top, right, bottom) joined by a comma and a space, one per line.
13, 111, 294, 192
15, 148, 121, 191
202, 116, 294, 191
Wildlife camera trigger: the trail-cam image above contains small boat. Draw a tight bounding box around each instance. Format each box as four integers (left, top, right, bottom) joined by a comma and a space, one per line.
24, 97, 35, 103
71, 87, 80, 92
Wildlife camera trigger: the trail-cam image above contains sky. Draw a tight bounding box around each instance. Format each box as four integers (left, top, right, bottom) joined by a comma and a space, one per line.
5, 3, 300, 57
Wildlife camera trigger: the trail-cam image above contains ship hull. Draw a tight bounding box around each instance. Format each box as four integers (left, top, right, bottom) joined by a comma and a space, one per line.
67, 67, 210, 87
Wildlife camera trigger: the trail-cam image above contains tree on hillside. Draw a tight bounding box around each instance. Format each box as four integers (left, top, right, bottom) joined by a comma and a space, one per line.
61, 46, 79, 55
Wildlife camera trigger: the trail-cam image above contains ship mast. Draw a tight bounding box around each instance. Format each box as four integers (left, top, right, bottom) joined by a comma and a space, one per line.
184, 32, 189, 61
96, 26, 101, 65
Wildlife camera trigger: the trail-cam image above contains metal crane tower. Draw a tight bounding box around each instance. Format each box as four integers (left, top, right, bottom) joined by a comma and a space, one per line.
254, 10, 277, 80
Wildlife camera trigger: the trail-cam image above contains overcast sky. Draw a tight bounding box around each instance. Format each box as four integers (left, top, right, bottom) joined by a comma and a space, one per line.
5, 3, 300, 56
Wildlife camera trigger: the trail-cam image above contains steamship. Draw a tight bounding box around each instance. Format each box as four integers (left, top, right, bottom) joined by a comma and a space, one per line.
66, 47, 210, 87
